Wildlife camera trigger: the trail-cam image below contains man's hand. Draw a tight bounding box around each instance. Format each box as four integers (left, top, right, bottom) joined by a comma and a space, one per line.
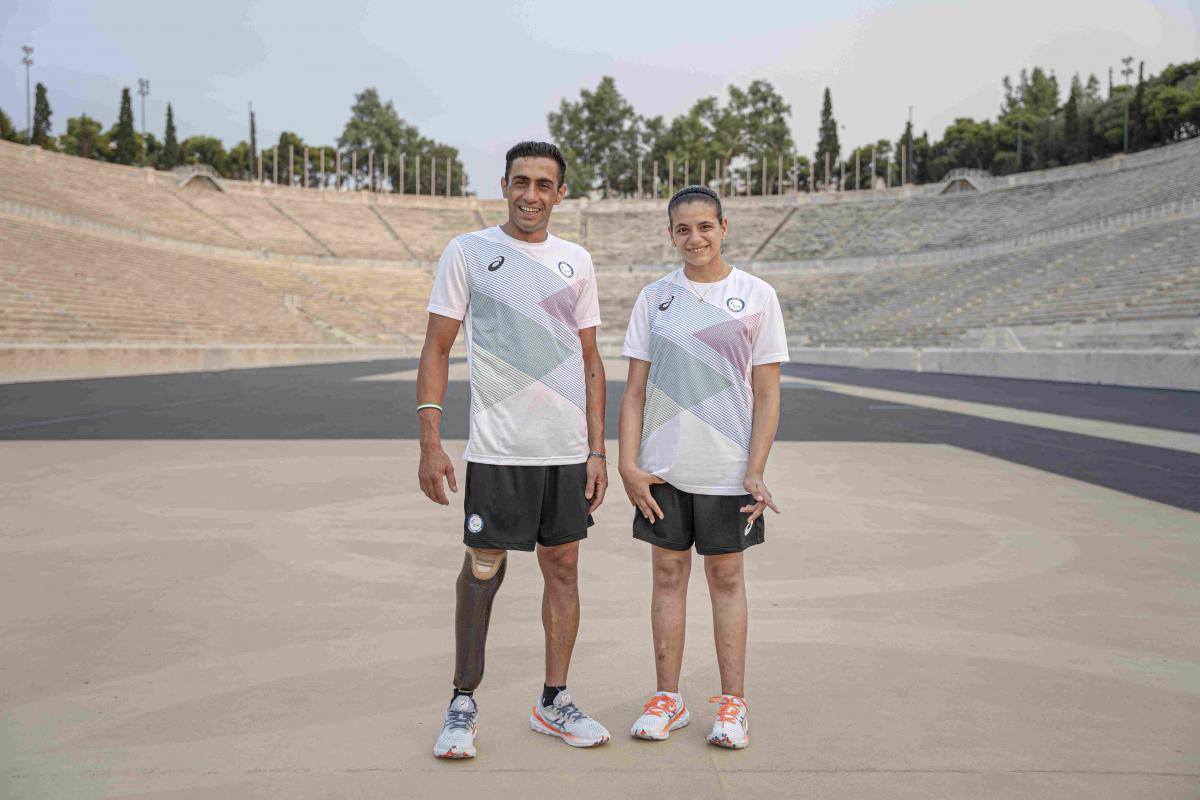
740, 472, 780, 524
619, 464, 666, 523
585, 454, 608, 514
418, 445, 458, 505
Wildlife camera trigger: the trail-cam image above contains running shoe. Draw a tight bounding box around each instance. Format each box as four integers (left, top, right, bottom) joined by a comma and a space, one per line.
530, 689, 610, 747
706, 695, 749, 749
433, 694, 477, 759
630, 691, 689, 740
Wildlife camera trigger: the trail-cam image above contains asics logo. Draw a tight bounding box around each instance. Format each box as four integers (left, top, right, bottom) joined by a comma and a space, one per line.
658, 296, 674, 311
487, 256, 504, 271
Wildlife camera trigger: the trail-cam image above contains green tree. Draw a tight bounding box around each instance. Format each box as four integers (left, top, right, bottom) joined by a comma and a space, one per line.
111, 87, 137, 164
815, 88, 839, 188
0, 107, 18, 142
179, 135, 226, 172
227, 140, 251, 180
160, 103, 179, 169
338, 87, 466, 194
647, 80, 795, 196
548, 76, 644, 197
60, 114, 108, 160
928, 118, 996, 179
32, 82, 54, 149
1062, 75, 1086, 163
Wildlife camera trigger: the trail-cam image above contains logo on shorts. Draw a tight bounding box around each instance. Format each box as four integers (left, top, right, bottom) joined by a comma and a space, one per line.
557, 260, 574, 278
467, 514, 485, 534
658, 295, 674, 311
487, 256, 504, 271
726, 297, 745, 313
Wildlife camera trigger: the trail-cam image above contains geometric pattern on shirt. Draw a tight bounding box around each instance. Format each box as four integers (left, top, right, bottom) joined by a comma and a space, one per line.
469, 343, 536, 417
457, 234, 587, 412
640, 278, 753, 450
641, 380, 686, 441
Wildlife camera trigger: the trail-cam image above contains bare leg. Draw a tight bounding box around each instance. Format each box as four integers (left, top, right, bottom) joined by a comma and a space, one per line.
453, 547, 506, 692
650, 545, 691, 693
704, 552, 747, 697
537, 540, 580, 686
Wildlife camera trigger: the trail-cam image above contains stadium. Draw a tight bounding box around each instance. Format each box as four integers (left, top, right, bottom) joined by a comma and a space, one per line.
2, 11, 1199, 800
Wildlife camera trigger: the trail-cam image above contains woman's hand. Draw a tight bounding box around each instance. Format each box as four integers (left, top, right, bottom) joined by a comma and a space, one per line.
740, 472, 779, 524
619, 464, 666, 522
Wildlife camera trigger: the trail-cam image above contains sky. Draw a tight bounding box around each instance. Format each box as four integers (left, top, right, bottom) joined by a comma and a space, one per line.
1, 0, 1197, 197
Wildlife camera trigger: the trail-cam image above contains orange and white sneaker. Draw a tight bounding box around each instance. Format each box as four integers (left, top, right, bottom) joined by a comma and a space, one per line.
706, 695, 749, 749
530, 689, 610, 748
630, 691, 689, 740
433, 694, 478, 759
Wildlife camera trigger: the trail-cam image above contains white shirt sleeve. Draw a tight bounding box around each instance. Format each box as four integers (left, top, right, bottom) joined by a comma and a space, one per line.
752, 288, 789, 365
573, 251, 601, 330
621, 289, 652, 361
427, 238, 469, 321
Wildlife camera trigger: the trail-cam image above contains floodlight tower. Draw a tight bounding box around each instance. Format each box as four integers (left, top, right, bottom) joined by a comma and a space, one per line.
21, 45, 33, 145
138, 78, 150, 165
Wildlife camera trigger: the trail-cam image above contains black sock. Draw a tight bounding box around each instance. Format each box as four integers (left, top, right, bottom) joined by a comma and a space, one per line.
541, 684, 566, 708
452, 687, 474, 702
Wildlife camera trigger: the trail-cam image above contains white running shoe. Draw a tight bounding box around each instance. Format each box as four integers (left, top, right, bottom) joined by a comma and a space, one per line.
530, 689, 610, 747
706, 695, 749, 749
630, 691, 690, 740
433, 694, 478, 759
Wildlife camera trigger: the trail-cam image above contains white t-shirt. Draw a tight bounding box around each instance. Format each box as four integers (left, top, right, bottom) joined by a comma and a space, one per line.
428, 226, 601, 465
621, 267, 788, 494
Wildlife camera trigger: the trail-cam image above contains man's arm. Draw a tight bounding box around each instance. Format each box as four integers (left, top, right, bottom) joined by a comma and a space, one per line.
579, 326, 608, 513
417, 313, 462, 505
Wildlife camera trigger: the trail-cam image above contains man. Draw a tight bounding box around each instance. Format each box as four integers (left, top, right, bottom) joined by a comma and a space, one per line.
417, 141, 610, 759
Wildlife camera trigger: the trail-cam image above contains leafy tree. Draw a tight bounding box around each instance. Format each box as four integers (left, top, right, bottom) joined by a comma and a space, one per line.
32, 82, 54, 149
227, 140, 251, 180
111, 87, 137, 164
1062, 75, 1086, 163
161, 103, 179, 169
647, 80, 794, 196
338, 87, 467, 194
929, 118, 996, 179
0, 107, 18, 142
815, 87, 839, 188
60, 114, 108, 160
179, 135, 226, 172
268, 130, 306, 185
548, 76, 644, 197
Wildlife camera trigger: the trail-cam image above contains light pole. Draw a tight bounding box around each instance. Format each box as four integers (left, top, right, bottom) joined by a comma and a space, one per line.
1121, 56, 1134, 153
137, 78, 150, 165
22, 45, 33, 145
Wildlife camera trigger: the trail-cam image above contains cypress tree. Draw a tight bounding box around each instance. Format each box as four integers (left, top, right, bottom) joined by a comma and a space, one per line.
815, 87, 839, 188
1063, 76, 1082, 163
249, 107, 257, 177
162, 103, 179, 168
113, 87, 136, 164
32, 82, 52, 147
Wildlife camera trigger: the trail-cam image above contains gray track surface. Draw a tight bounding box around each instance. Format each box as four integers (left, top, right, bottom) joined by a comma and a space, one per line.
1, 359, 1198, 513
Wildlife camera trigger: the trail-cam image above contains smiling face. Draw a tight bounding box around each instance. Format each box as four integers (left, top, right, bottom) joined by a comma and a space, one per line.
501, 156, 566, 239
669, 198, 728, 269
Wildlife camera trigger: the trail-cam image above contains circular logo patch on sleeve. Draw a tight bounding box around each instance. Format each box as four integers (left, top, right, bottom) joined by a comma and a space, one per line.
466, 514, 484, 534
726, 297, 745, 313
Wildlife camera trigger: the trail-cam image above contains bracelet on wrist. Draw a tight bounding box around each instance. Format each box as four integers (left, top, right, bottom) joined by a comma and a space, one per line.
416, 403, 443, 414
588, 451, 606, 461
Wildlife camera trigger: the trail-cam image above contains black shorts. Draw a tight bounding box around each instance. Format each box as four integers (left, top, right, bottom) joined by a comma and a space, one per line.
632, 482, 764, 556
463, 462, 594, 551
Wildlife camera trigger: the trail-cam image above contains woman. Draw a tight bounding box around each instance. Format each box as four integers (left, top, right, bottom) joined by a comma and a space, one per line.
619, 185, 788, 750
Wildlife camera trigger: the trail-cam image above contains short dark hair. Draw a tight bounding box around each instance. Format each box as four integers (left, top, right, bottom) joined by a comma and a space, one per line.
504, 141, 567, 187
667, 185, 723, 224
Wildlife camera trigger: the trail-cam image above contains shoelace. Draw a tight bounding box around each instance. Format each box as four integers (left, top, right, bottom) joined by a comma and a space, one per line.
553, 701, 587, 724
444, 707, 474, 733
709, 696, 746, 724
642, 695, 678, 719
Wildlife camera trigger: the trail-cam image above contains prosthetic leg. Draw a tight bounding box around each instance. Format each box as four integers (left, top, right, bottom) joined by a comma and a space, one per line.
453, 548, 507, 692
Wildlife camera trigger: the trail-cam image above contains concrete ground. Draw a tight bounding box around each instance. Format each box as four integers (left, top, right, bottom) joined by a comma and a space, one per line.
1, 359, 1198, 799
